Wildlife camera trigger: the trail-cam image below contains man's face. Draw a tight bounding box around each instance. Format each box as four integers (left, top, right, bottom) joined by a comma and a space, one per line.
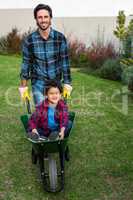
36, 9, 51, 31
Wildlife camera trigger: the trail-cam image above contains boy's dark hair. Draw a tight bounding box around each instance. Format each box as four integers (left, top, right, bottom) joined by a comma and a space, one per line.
34, 4, 53, 19
45, 80, 63, 95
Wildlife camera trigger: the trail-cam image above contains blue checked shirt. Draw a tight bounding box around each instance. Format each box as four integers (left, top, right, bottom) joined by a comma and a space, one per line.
20, 28, 71, 84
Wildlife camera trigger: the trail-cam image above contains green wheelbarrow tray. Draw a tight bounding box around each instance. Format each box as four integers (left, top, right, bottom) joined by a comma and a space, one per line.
20, 111, 75, 154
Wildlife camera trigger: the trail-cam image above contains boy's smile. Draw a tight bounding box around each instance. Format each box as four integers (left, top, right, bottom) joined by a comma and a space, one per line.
47, 87, 61, 104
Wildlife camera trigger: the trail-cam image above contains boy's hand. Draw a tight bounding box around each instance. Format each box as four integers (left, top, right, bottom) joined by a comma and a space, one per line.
59, 131, 65, 140
31, 129, 39, 140
32, 128, 39, 135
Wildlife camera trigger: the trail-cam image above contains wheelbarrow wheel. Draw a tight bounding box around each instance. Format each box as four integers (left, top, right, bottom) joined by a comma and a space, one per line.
48, 155, 58, 192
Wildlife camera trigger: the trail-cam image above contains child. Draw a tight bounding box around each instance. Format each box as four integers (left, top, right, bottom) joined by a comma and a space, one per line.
28, 80, 71, 140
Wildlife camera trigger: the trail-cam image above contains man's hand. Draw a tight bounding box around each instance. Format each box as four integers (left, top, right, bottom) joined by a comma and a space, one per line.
19, 86, 30, 101
63, 84, 72, 99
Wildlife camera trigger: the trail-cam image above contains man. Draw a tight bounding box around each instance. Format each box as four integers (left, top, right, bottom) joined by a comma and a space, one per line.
19, 4, 72, 105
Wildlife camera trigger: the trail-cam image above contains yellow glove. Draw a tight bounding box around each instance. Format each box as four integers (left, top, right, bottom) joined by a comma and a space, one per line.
19, 86, 31, 101
63, 84, 72, 99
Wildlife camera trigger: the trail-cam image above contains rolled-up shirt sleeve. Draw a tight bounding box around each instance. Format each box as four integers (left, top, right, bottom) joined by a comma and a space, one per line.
28, 107, 40, 131
20, 38, 32, 80
60, 36, 72, 85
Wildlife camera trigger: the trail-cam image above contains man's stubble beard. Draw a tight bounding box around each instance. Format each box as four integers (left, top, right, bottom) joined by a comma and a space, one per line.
37, 21, 51, 32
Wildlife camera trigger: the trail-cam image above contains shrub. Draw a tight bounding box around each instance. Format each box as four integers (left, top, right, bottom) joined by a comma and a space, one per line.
0, 27, 22, 54
0, 36, 8, 54
99, 58, 122, 81
120, 58, 133, 67
0, 27, 33, 55
86, 42, 118, 69
68, 37, 118, 69
6, 28, 22, 54
122, 36, 132, 58
68, 38, 88, 68
121, 66, 133, 91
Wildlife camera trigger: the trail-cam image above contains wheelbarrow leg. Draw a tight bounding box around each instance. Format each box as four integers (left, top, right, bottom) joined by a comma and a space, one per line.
59, 144, 65, 190
32, 147, 38, 164
38, 151, 44, 178
65, 146, 70, 161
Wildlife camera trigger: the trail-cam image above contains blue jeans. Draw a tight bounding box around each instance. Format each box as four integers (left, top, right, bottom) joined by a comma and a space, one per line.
31, 79, 45, 106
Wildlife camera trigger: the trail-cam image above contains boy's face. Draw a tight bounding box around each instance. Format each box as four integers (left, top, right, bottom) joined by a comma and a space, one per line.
47, 87, 61, 104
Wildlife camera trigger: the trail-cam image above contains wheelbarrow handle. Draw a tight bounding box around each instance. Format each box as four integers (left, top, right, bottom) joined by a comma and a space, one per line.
64, 97, 67, 104
25, 98, 31, 114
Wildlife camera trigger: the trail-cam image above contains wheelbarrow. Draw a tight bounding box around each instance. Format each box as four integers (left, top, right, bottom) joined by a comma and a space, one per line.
20, 99, 75, 192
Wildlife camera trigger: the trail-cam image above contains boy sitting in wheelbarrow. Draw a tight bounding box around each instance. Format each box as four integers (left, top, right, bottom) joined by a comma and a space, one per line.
28, 80, 72, 141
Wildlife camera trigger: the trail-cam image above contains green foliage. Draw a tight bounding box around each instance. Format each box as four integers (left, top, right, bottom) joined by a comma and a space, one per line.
100, 58, 122, 81
121, 65, 133, 91
87, 42, 118, 69
113, 11, 127, 41
120, 58, 133, 66
68, 38, 88, 68
76, 53, 90, 68
122, 36, 132, 58
0, 27, 22, 54
0, 27, 33, 55
0, 36, 8, 54
122, 19, 133, 58
127, 19, 133, 35
114, 11, 133, 58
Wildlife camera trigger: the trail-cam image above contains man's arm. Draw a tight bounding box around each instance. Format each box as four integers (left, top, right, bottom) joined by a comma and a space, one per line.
60, 35, 72, 85
20, 37, 32, 86
20, 79, 28, 87
19, 37, 32, 100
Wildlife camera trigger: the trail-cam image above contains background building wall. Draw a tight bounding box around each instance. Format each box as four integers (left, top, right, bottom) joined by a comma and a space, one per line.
0, 9, 132, 48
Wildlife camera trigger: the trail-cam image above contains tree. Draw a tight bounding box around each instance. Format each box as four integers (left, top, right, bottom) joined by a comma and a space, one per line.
127, 19, 133, 58
113, 10, 127, 56
6, 27, 21, 54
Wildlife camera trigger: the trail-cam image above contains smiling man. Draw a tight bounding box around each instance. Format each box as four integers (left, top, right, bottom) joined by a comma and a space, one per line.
19, 4, 72, 106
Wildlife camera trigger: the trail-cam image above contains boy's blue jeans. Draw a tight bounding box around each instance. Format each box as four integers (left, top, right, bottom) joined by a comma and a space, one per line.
37, 120, 72, 138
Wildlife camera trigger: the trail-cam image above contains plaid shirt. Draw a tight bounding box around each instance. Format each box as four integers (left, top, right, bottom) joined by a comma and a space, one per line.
20, 28, 71, 84
28, 99, 69, 136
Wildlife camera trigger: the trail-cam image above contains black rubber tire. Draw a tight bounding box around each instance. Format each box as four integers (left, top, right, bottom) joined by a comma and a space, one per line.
48, 155, 58, 192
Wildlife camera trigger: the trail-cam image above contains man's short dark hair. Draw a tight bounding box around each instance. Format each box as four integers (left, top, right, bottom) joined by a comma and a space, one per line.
34, 4, 53, 19
45, 80, 63, 95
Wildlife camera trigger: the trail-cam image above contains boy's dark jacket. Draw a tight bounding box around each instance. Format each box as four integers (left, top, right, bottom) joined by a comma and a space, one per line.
28, 98, 68, 136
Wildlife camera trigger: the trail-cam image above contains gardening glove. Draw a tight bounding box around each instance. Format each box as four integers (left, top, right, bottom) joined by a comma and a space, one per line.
19, 86, 31, 102
63, 84, 72, 99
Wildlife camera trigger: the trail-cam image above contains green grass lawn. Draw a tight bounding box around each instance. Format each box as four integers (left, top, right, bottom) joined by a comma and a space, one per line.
0, 54, 133, 200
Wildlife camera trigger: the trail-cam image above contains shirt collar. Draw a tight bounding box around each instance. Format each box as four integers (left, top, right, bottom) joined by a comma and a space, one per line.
36, 27, 54, 39
49, 27, 54, 39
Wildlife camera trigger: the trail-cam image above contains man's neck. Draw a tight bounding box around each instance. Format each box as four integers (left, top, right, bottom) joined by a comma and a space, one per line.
39, 27, 51, 40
